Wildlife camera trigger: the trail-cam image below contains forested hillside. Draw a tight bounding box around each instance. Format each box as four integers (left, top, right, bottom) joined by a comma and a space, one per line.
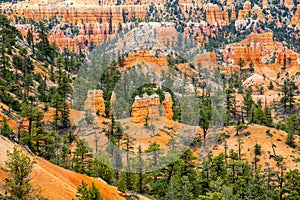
0, 0, 300, 199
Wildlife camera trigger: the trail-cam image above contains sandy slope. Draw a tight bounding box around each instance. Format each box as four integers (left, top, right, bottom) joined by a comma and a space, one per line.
212, 124, 300, 170
0, 136, 125, 200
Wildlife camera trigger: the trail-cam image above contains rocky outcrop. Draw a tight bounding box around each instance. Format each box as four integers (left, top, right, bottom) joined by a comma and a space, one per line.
123, 50, 169, 67
3, 1, 148, 24
237, 1, 264, 22
276, 50, 299, 67
195, 52, 217, 65
131, 92, 173, 123
284, 0, 296, 10
229, 4, 237, 21
232, 47, 262, 65
205, 3, 229, 26
131, 93, 160, 123
223, 32, 283, 65
162, 92, 173, 120
84, 90, 106, 116
0, 0, 149, 51
222, 31, 300, 73
289, 5, 300, 29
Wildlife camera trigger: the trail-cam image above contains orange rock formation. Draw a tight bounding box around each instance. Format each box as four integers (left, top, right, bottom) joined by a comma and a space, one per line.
84, 90, 106, 116
123, 50, 169, 67
162, 92, 173, 120
131, 92, 173, 123
205, 3, 229, 26
0, 0, 148, 51
289, 5, 300, 29
224, 32, 284, 65
237, 1, 265, 22
276, 50, 299, 67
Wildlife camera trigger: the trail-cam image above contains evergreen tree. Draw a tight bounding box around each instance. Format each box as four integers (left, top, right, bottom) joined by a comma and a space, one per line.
285, 114, 300, 136
89, 182, 103, 200
26, 29, 34, 54
249, 61, 254, 73
238, 57, 245, 80
76, 181, 103, 200
76, 181, 90, 200
3, 146, 37, 200
280, 79, 295, 114
243, 89, 255, 121
286, 132, 296, 148
122, 133, 134, 190
116, 172, 127, 193
136, 144, 144, 194
167, 175, 183, 200
254, 143, 262, 156
253, 105, 267, 125
287, 80, 297, 112
199, 98, 211, 141
225, 83, 236, 125
0, 117, 13, 139
72, 139, 93, 174
90, 150, 114, 184
145, 142, 161, 169
282, 169, 300, 199
268, 81, 274, 90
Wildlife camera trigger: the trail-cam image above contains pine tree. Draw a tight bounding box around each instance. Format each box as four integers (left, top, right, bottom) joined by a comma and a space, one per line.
282, 169, 300, 199
89, 182, 103, 200
286, 114, 300, 136
0, 117, 13, 139
287, 80, 296, 112
225, 84, 236, 125
254, 144, 261, 156
249, 61, 254, 73
137, 144, 144, 194
72, 139, 93, 174
243, 89, 255, 121
254, 143, 261, 172
49, 91, 64, 132
26, 29, 34, 54
253, 105, 267, 125
145, 142, 161, 169
20, 101, 45, 152
280, 80, 289, 113
145, 142, 162, 183
3, 146, 37, 200
238, 57, 245, 80
116, 172, 127, 193
76, 181, 103, 200
113, 148, 122, 181
237, 138, 244, 160
268, 81, 274, 90
122, 133, 134, 190
76, 181, 90, 200
167, 175, 183, 200
264, 106, 273, 127
199, 98, 211, 141
286, 132, 296, 148
90, 150, 114, 184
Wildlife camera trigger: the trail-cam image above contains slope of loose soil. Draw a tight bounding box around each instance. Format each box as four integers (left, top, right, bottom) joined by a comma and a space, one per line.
78, 112, 300, 171
212, 124, 300, 170
0, 136, 125, 200
79, 115, 202, 154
